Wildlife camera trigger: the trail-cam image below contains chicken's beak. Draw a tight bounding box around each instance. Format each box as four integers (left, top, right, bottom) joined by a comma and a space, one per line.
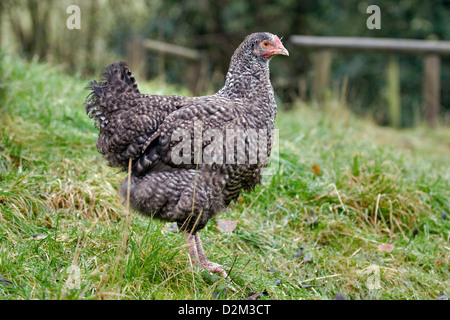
274, 45, 289, 56
272, 35, 289, 56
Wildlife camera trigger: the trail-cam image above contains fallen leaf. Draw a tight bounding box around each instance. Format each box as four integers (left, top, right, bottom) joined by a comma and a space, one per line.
436, 291, 449, 300
304, 254, 312, 262
165, 223, 178, 233
377, 243, 394, 252
312, 163, 321, 176
333, 293, 346, 300
246, 291, 262, 300
216, 218, 238, 233
295, 247, 304, 258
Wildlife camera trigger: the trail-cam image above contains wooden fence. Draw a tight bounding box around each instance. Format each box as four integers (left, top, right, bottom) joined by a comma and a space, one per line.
126, 38, 208, 95
289, 35, 450, 127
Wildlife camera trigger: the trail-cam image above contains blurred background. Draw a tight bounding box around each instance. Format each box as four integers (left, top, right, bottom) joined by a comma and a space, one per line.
1, 0, 449, 127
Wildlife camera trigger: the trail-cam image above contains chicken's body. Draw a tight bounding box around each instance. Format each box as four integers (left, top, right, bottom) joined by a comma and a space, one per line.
86, 32, 288, 275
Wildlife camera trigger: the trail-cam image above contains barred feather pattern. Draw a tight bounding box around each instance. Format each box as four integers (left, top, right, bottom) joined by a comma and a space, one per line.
86, 32, 285, 233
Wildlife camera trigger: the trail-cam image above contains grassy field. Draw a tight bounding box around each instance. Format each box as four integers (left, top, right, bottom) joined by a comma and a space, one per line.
0, 53, 449, 300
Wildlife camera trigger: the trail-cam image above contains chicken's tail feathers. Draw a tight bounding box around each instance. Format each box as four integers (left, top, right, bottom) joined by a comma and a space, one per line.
85, 62, 140, 127
103, 61, 140, 93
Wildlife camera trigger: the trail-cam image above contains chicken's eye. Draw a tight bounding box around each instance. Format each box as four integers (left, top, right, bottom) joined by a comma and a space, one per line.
263, 41, 269, 47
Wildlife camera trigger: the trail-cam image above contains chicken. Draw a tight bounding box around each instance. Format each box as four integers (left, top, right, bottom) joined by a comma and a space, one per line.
85, 32, 288, 276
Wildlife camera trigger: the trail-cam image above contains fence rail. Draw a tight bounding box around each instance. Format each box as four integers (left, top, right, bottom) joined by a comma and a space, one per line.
126, 38, 207, 95
290, 36, 450, 56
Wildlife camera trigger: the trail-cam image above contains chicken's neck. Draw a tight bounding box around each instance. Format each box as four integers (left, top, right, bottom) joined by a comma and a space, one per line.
220, 59, 272, 96
219, 58, 276, 129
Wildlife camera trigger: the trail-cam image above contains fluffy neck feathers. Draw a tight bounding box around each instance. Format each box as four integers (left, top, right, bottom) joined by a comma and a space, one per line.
219, 51, 272, 101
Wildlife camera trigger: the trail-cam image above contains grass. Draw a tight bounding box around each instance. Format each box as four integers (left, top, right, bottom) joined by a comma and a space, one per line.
0, 53, 449, 300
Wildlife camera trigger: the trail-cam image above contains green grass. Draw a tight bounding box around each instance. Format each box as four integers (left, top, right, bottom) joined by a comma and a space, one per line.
0, 53, 449, 300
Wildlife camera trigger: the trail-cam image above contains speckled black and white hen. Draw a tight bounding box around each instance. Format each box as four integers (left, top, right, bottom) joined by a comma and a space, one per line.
86, 32, 288, 276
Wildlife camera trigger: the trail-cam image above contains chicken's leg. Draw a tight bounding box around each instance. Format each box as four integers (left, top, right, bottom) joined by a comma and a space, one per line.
184, 232, 227, 277
194, 233, 227, 277
184, 232, 200, 266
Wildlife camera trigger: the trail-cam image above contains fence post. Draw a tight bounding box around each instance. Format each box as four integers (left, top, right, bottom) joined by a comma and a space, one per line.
386, 55, 402, 128
423, 53, 440, 127
126, 38, 147, 80
312, 49, 331, 102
